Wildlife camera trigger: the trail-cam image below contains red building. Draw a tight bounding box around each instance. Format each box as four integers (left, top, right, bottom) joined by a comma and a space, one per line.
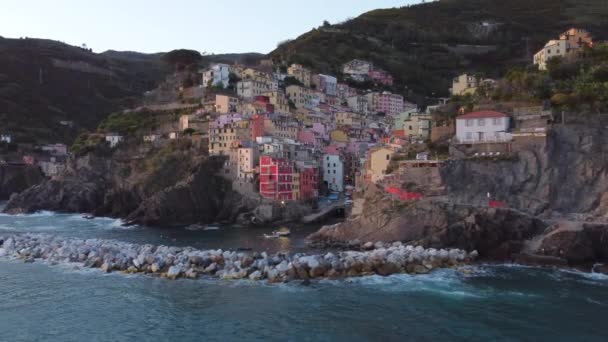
259, 156, 294, 201
250, 114, 266, 140
299, 166, 319, 201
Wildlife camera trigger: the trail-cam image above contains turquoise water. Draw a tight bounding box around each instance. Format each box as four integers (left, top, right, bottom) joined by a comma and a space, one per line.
1, 208, 608, 341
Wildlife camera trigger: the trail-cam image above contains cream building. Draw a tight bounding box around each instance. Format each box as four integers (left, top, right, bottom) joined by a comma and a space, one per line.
215, 95, 240, 114
263, 91, 291, 113
286, 85, 314, 109
534, 28, 592, 70
366, 147, 395, 183
287, 64, 312, 87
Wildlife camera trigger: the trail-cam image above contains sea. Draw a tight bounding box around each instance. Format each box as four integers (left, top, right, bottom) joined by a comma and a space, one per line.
1, 205, 607, 342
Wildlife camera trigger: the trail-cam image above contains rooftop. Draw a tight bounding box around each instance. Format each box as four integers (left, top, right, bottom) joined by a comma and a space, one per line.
457, 111, 508, 120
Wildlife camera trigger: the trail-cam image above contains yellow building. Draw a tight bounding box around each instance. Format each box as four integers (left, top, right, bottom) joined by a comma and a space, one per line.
335, 111, 362, 127
366, 147, 395, 183
286, 85, 313, 109
215, 95, 240, 114
287, 64, 312, 87
451, 74, 479, 96
403, 113, 432, 139
209, 121, 250, 156
330, 130, 349, 143
263, 90, 291, 113
292, 172, 301, 201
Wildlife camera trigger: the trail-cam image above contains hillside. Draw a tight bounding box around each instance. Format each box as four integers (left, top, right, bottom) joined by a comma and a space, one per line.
0, 37, 266, 146
0, 38, 170, 145
271, 0, 608, 103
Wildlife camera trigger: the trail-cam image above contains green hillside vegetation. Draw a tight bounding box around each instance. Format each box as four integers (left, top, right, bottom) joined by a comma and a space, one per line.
271, 0, 608, 103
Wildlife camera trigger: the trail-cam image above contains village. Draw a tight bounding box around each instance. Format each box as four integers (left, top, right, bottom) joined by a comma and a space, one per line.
0, 28, 599, 211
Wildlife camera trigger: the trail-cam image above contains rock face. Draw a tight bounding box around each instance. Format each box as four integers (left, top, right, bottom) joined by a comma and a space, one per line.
309, 193, 548, 261
0, 233, 478, 282
442, 125, 608, 217
310, 125, 608, 269
0, 164, 44, 200
3, 153, 251, 227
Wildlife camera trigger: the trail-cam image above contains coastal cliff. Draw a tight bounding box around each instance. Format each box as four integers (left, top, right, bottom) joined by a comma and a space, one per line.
310, 125, 608, 270
2, 143, 252, 227
0, 164, 44, 200
442, 124, 608, 217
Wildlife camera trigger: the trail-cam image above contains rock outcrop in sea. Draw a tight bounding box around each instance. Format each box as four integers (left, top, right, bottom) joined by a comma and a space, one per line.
0, 234, 478, 281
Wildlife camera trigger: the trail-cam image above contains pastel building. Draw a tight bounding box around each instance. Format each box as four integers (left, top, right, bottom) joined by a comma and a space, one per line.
322, 154, 344, 192
203, 63, 230, 88
455, 111, 511, 143
367, 92, 404, 116
365, 147, 395, 183
215, 95, 240, 114
287, 64, 312, 87
237, 146, 259, 180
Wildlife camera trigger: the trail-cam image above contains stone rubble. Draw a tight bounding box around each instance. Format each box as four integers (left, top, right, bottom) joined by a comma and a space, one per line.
0, 234, 478, 282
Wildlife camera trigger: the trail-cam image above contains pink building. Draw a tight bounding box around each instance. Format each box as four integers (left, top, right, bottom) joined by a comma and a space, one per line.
297, 129, 316, 147
372, 92, 404, 117
368, 70, 394, 86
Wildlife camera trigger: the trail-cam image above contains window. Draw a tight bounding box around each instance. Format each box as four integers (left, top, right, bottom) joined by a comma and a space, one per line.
466, 132, 473, 140
493, 118, 502, 125
465, 119, 474, 127
478, 119, 486, 126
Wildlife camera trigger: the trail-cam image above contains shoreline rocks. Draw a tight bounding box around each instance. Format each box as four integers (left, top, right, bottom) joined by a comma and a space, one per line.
0, 233, 478, 282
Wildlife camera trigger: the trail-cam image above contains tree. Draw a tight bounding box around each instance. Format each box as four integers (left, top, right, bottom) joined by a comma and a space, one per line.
283, 76, 303, 87
323, 20, 331, 28
162, 49, 203, 71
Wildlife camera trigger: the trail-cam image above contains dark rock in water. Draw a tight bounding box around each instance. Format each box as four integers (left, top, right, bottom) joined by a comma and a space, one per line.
513, 253, 568, 268
301, 279, 311, 286
595, 264, 608, 275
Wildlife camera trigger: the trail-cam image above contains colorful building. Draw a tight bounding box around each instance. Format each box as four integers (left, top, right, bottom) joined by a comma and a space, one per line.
259, 156, 295, 201
322, 154, 344, 192
299, 165, 319, 201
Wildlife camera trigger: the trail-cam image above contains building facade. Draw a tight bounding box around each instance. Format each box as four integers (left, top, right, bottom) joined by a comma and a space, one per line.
259, 156, 295, 201
455, 111, 511, 143
203, 63, 230, 88
322, 154, 344, 192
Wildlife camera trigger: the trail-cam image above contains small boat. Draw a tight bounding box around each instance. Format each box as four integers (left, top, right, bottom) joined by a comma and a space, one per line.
264, 233, 280, 239
264, 227, 291, 239
276, 227, 291, 237
203, 225, 220, 231
185, 224, 205, 231
83, 215, 95, 220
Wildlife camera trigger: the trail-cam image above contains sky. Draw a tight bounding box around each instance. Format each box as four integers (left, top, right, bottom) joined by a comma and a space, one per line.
1, 0, 419, 54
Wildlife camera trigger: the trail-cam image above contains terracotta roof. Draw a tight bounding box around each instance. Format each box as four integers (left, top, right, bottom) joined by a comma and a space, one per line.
457, 111, 508, 119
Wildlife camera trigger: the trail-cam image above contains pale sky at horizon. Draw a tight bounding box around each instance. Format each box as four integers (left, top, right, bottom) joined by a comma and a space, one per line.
1, 0, 418, 54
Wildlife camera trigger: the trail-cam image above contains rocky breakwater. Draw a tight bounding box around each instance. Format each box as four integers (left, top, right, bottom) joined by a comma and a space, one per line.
0, 234, 478, 282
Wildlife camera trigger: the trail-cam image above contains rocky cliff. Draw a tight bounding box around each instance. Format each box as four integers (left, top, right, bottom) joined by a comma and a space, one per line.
310, 124, 608, 270
442, 125, 608, 217
0, 164, 44, 201
2, 146, 252, 227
